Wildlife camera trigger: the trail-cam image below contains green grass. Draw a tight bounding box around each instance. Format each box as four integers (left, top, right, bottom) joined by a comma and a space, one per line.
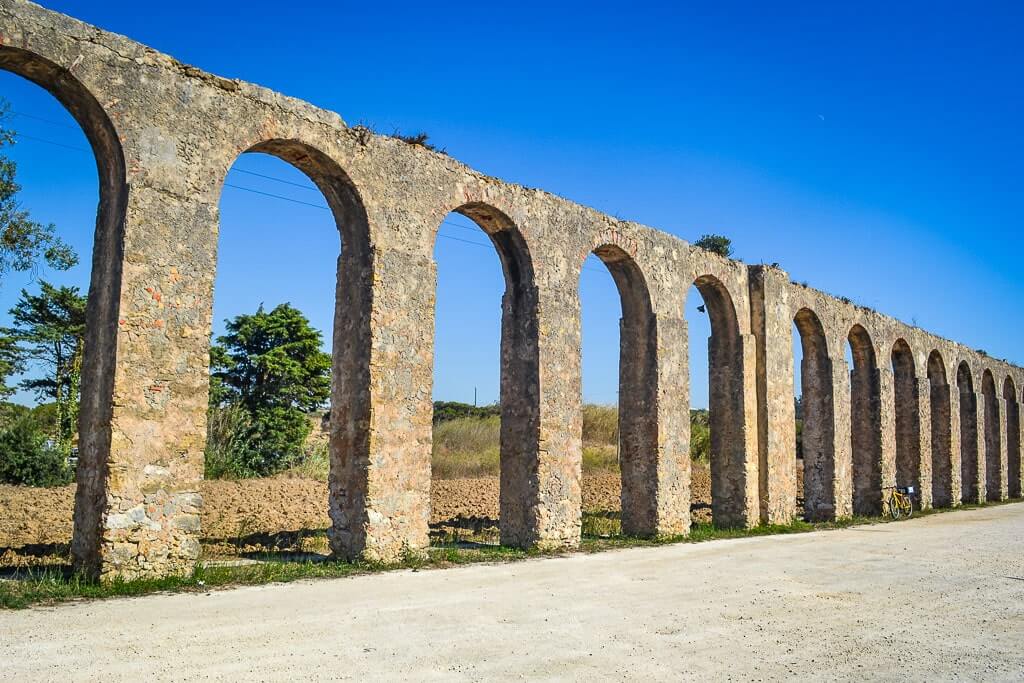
3, 498, 1020, 609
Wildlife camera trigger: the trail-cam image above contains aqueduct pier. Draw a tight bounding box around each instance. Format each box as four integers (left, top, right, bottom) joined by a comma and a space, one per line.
2, 1, 1021, 579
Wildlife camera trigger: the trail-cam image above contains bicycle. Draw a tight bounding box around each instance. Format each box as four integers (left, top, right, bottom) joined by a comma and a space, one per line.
882, 485, 914, 520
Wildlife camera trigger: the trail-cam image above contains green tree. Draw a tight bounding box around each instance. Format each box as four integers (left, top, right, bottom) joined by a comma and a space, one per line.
0, 332, 23, 400
693, 234, 733, 258
209, 303, 331, 476
0, 100, 78, 281
0, 414, 71, 487
690, 409, 711, 461
3, 281, 87, 454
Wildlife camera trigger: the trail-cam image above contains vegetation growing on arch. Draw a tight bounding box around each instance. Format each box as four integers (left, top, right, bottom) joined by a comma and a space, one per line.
693, 234, 733, 258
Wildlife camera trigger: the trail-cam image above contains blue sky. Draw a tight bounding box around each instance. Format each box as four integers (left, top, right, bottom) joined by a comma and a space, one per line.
1, 1, 1021, 408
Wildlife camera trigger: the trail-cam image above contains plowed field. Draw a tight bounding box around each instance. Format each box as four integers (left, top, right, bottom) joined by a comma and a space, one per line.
0, 461, 789, 566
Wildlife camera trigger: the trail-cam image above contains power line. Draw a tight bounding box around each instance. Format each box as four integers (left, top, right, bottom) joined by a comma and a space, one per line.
10, 109, 81, 130
13, 132, 89, 153
222, 182, 329, 210
231, 167, 322, 192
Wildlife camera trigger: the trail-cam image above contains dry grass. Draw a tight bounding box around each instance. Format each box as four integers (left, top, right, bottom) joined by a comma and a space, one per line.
280, 441, 329, 481
431, 415, 501, 479
280, 405, 622, 481
582, 404, 618, 444
432, 406, 622, 479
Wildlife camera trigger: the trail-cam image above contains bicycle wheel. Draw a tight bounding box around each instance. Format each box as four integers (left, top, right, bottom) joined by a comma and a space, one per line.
891, 498, 903, 520
900, 496, 913, 518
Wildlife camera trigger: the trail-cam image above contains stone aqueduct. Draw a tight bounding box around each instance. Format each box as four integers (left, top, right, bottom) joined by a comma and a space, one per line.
2, 1, 1021, 580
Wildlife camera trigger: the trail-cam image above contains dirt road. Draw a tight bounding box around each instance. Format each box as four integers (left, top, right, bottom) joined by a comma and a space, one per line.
2, 503, 1022, 681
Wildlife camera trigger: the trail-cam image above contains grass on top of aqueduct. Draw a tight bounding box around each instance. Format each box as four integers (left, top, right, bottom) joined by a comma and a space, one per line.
2, 499, 1020, 609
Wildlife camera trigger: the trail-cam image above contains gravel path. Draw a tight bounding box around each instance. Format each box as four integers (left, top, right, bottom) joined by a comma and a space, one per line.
2, 502, 1022, 681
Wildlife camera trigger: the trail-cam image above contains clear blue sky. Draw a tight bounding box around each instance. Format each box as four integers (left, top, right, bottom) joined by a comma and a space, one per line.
1, 1, 1021, 409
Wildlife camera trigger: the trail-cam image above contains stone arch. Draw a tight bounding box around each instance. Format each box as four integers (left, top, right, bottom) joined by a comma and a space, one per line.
957, 361, 980, 503
433, 201, 541, 547
891, 340, 922, 501
848, 324, 882, 515
692, 274, 748, 527
214, 139, 374, 560
981, 370, 1003, 501
588, 243, 659, 535
793, 308, 836, 520
243, 140, 372, 256
0, 45, 129, 576
928, 351, 953, 507
1007, 377, 1022, 499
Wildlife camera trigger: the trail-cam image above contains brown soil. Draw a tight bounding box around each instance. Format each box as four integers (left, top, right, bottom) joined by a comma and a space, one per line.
0, 460, 772, 566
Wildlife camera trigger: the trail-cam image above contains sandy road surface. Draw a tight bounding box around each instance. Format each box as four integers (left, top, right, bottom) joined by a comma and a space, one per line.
2, 504, 1023, 682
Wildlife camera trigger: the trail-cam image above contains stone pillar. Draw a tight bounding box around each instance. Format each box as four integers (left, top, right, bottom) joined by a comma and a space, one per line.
1006, 396, 1023, 499
996, 396, 1009, 501
620, 316, 690, 537
748, 266, 796, 525
879, 366, 898, 491
974, 392, 988, 503
499, 284, 582, 549
1016, 410, 1024, 498
618, 312, 656, 536
73, 188, 210, 581
893, 365, 923, 505
851, 367, 883, 516
329, 247, 433, 563
739, 333, 762, 526
931, 382, 955, 508
801, 354, 847, 522
708, 332, 760, 529
982, 391, 1004, 502
830, 358, 854, 519
948, 384, 963, 506
914, 378, 933, 510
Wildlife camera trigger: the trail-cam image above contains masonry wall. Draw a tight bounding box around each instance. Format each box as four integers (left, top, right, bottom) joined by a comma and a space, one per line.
2, 0, 1021, 580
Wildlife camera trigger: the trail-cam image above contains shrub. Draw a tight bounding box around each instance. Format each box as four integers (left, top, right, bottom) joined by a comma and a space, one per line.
693, 234, 733, 258
582, 445, 619, 473
0, 415, 71, 486
582, 404, 617, 445
204, 404, 252, 479
390, 130, 444, 153
0, 400, 28, 429
284, 439, 329, 481
205, 405, 313, 479
690, 419, 710, 463
433, 401, 500, 424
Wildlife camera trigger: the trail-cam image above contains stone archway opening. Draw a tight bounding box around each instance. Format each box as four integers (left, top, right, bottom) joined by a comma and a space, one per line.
981, 370, 1003, 501
210, 141, 372, 563
848, 325, 882, 516
688, 275, 748, 528
928, 351, 953, 508
581, 244, 657, 537
0, 48, 127, 577
957, 362, 980, 503
1005, 377, 1022, 499
792, 308, 836, 521
430, 203, 539, 548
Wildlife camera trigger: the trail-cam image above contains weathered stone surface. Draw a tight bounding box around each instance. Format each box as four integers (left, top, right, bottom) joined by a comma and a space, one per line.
3, 0, 1022, 579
